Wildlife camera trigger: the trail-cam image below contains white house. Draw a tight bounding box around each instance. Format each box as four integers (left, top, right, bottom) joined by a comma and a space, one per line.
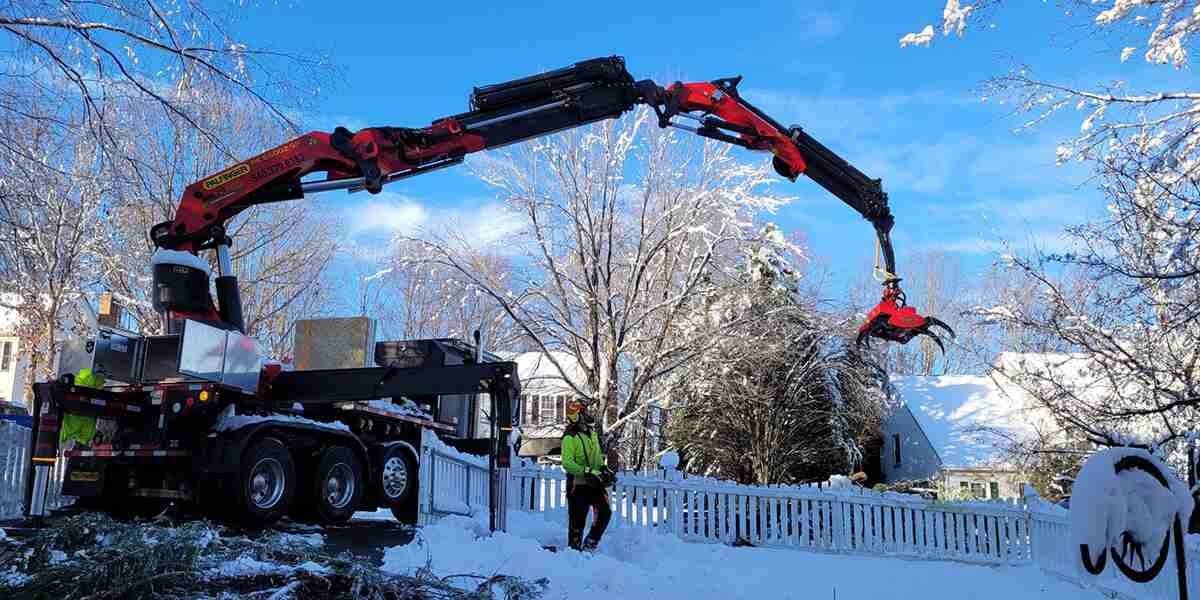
495, 350, 662, 464
882, 353, 1070, 500
496, 350, 594, 461
0, 295, 100, 409
0, 301, 29, 406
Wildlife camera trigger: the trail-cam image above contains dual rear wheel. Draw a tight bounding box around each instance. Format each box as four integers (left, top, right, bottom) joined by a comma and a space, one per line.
232, 438, 363, 528
230, 437, 417, 528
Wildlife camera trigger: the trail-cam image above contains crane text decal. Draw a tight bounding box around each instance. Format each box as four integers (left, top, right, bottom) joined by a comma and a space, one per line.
202, 163, 250, 191
251, 154, 306, 182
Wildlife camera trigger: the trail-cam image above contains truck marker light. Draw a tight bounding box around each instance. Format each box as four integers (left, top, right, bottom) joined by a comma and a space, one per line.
199, 390, 209, 402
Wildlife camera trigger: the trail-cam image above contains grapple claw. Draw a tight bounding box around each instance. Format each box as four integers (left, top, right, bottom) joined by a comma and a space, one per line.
924, 316, 956, 339
917, 329, 946, 353
854, 281, 954, 354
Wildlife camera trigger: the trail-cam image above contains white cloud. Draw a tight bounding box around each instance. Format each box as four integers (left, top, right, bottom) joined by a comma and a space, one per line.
350, 195, 429, 234
341, 192, 525, 250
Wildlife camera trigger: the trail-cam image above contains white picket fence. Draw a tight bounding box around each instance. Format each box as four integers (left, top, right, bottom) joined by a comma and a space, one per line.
417, 428, 494, 521
510, 462, 1200, 600
4, 417, 1197, 599
0, 421, 70, 519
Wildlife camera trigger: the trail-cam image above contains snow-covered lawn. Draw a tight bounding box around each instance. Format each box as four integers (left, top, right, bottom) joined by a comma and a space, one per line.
383, 511, 1107, 600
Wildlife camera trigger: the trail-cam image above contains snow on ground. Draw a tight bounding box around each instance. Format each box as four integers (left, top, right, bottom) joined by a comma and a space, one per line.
382, 511, 1106, 600
353, 508, 398, 521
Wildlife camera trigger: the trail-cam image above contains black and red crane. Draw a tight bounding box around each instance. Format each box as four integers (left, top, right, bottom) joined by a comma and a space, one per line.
149, 56, 953, 351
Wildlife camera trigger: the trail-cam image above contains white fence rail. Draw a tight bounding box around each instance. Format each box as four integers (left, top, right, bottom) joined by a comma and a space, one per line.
4, 419, 1196, 599
0, 421, 69, 519
511, 462, 1199, 600
417, 428, 495, 521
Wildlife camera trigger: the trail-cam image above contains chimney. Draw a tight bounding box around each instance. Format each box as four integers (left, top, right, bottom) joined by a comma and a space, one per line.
97, 292, 125, 328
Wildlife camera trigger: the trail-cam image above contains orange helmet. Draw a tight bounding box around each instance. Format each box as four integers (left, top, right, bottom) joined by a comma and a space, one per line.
565, 399, 586, 423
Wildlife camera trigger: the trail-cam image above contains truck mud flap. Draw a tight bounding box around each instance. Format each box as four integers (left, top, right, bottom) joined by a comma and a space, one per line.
61, 457, 106, 498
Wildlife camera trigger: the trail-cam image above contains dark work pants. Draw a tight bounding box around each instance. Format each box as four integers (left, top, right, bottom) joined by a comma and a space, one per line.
567, 481, 611, 550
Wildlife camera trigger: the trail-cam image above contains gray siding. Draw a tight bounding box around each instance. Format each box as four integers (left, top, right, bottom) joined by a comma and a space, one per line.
882, 405, 942, 483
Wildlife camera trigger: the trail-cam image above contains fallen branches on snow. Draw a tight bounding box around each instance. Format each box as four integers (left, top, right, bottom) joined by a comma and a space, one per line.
0, 513, 547, 600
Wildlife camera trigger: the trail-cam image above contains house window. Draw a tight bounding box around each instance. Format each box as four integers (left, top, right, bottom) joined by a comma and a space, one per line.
989, 482, 1000, 499
555, 395, 565, 422
892, 433, 902, 466
524, 395, 539, 425
0, 341, 11, 372
970, 482, 985, 499
540, 394, 556, 422
960, 481, 970, 493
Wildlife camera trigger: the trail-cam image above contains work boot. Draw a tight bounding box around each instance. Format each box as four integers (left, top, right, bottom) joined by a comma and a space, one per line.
582, 538, 599, 552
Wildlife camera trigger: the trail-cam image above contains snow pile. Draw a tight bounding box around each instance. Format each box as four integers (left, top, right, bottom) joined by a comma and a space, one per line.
659, 449, 680, 470
366, 398, 433, 420
1069, 446, 1193, 574
383, 510, 1108, 600
210, 554, 294, 578
212, 404, 350, 433
424, 431, 488, 468
151, 248, 212, 275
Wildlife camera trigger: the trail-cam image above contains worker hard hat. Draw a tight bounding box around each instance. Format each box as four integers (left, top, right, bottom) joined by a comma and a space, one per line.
565, 399, 586, 423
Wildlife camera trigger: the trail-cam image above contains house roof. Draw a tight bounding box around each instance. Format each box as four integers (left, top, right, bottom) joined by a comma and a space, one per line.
889, 370, 1060, 470
495, 350, 589, 395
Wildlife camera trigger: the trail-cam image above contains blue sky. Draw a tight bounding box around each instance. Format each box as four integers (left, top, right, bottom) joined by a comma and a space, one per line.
233, 1, 1146, 305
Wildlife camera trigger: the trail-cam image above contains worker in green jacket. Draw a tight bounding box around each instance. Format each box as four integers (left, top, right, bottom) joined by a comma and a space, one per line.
60, 368, 103, 448
561, 399, 613, 551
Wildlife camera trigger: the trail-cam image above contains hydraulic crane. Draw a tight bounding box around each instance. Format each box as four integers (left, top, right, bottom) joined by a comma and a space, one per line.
149, 55, 953, 350
24, 56, 956, 531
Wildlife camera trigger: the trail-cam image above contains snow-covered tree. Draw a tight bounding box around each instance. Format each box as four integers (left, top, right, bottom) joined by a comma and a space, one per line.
0, 2, 328, 381
0, 1, 326, 164
667, 231, 888, 485
903, 1, 1200, 465
0, 101, 105, 396
352, 239, 525, 352
0, 3, 332, 369
410, 109, 799, 449
95, 89, 339, 358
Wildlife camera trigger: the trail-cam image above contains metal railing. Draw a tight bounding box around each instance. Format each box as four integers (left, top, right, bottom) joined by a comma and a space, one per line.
0, 421, 69, 519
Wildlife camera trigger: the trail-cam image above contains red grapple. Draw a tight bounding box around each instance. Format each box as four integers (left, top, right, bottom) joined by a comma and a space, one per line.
856, 280, 955, 351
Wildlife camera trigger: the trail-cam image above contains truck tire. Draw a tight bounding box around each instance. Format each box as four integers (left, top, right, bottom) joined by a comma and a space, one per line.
378, 446, 418, 525
234, 437, 295, 528
312, 446, 363, 525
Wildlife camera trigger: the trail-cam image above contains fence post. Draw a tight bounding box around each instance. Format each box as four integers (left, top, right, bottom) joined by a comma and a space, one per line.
661, 463, 680, 536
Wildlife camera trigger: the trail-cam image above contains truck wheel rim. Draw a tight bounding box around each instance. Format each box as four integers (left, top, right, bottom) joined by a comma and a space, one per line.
325, 463, 356, 509
249, 458, 286, 509
383, 457, 408, 499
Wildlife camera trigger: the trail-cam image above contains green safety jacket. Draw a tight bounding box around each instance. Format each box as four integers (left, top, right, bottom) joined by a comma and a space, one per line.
60, 368, 102, 446
561, 427, 606, 479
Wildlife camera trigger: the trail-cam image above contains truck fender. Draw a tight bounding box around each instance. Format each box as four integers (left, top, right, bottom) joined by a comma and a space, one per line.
200, 421, 371, 478
376, 440, 419, 465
